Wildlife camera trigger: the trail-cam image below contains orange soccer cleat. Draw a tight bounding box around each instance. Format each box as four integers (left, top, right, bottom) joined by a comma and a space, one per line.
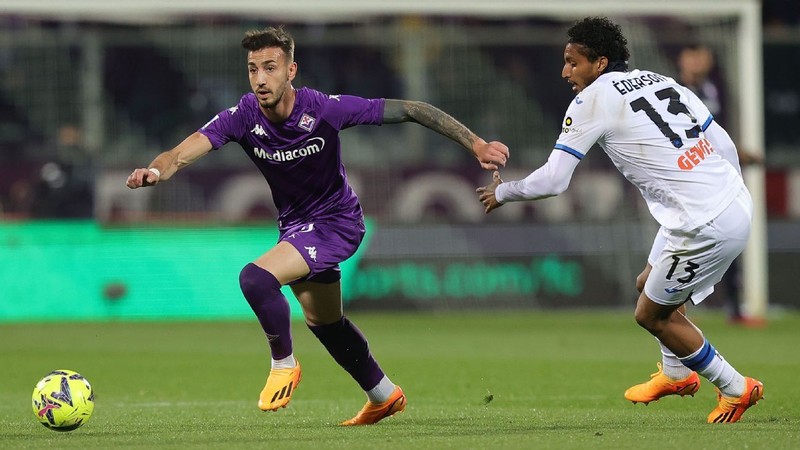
624, 363, 700, 405
707, 377, 764, 423
340, 386, 407, 426
258, 359, 302, 411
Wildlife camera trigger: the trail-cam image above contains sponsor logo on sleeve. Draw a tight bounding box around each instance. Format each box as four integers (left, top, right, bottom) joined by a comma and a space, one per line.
562, 116, 581, 134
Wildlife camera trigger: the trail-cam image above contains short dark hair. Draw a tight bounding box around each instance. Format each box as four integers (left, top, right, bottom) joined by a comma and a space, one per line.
567, 17, 630, 63
241, 26, 295, 62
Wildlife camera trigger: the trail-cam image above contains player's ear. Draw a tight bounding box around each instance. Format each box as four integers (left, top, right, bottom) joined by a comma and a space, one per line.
287, 61, 297, 81
596, 56, 608, 74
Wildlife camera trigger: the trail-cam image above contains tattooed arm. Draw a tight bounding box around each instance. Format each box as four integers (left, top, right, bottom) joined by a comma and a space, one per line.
383, 99, 509, 171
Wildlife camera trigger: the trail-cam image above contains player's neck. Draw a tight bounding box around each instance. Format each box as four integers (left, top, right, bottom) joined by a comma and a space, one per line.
261, 87, 297, 123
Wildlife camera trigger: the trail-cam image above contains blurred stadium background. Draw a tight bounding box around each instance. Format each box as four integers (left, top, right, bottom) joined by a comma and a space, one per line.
1, 0, 798, 321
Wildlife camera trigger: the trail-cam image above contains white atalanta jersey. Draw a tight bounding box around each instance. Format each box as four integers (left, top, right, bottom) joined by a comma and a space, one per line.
555, 70, 745, 231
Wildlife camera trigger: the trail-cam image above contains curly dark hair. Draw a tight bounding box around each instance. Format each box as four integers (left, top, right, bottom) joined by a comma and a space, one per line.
567, 17, 630, 63
241, 26, 295, 62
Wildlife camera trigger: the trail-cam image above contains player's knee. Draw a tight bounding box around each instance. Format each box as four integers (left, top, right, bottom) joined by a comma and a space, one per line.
634, 305, 667, 335
634, 307, 650, 330
239, 263, 280, 298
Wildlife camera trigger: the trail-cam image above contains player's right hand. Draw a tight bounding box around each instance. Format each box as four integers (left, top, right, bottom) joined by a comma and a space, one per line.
476, 171, 504, 214
474, 139, 509, 171
126, 168, 160, 189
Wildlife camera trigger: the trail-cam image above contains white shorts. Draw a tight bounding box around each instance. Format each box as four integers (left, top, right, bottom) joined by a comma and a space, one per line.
644, 188, 752, 306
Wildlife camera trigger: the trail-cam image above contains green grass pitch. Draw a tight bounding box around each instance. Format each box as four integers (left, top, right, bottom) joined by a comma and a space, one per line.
2, 311, 798, 449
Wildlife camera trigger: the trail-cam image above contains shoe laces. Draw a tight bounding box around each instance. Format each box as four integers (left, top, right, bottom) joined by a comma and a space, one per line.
649, 362, 664, 379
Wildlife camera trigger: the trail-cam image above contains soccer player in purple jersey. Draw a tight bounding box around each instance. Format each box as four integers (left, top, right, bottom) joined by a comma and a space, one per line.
126, 26, 509, 426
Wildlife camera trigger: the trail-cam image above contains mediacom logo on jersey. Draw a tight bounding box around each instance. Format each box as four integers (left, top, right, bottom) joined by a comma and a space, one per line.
677, 138, 715, 171
253, 137, 325, 162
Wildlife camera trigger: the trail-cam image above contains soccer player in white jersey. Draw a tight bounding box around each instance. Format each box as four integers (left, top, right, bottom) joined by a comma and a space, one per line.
477, 17, 763, 423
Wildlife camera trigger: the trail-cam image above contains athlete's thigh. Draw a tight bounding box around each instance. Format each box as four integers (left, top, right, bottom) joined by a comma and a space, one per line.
636, 263, 652, 294
645, 199, 750, 306
637, 226, 666, 293
635, 289, 680, 323
253, 241, 310, 285
645, 231, 721, 306
290, 280, 343, 325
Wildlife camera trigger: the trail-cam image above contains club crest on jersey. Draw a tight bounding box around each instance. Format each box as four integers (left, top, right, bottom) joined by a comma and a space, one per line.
299, 113, 316, 132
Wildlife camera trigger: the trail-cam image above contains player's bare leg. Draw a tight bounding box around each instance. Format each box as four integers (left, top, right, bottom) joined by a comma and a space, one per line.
293, 281, 406, 425
626, 265, 701, 403
634, 294, 703, 356
631, 293, 763, 422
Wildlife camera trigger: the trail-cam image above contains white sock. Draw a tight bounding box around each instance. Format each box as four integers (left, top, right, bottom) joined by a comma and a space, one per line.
271, 354, 296, 370
657, 338, 693, 380
680, 343, 746, 397
366, 376, 396, 404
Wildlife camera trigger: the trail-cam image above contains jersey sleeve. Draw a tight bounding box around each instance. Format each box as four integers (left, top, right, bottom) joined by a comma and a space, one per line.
197, 98, 249, 150
495, 149, 581, 203
679, 85, 715, 132
703, 120, 743, 176
553, 91, 609, 159
323, 95, 385, 130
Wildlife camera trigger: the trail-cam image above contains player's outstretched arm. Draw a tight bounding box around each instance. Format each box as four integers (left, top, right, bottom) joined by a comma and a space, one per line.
383, 99, 509, 170
477, 149, 580, 212
126, 132, 213, 189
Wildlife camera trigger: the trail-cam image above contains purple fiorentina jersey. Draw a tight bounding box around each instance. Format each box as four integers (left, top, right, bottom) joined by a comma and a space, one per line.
198, 87, 385, 229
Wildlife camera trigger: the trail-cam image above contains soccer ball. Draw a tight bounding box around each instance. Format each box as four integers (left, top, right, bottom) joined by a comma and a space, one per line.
31, 370, 95, 431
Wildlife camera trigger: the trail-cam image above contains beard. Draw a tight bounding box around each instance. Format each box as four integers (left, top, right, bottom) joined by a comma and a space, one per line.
258, 95, 280, 109
256, 84, 286, 109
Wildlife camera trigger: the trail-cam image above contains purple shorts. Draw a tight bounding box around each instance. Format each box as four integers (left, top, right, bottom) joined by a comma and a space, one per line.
279, 218, 366, 284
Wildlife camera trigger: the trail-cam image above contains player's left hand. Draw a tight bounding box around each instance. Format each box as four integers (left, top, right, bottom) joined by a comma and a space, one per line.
474, 139, 509, 171
476, 171, 504, 214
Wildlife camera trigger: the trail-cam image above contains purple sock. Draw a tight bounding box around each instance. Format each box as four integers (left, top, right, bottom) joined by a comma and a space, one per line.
308, 316, 385, 391
239, 263, 293, 360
